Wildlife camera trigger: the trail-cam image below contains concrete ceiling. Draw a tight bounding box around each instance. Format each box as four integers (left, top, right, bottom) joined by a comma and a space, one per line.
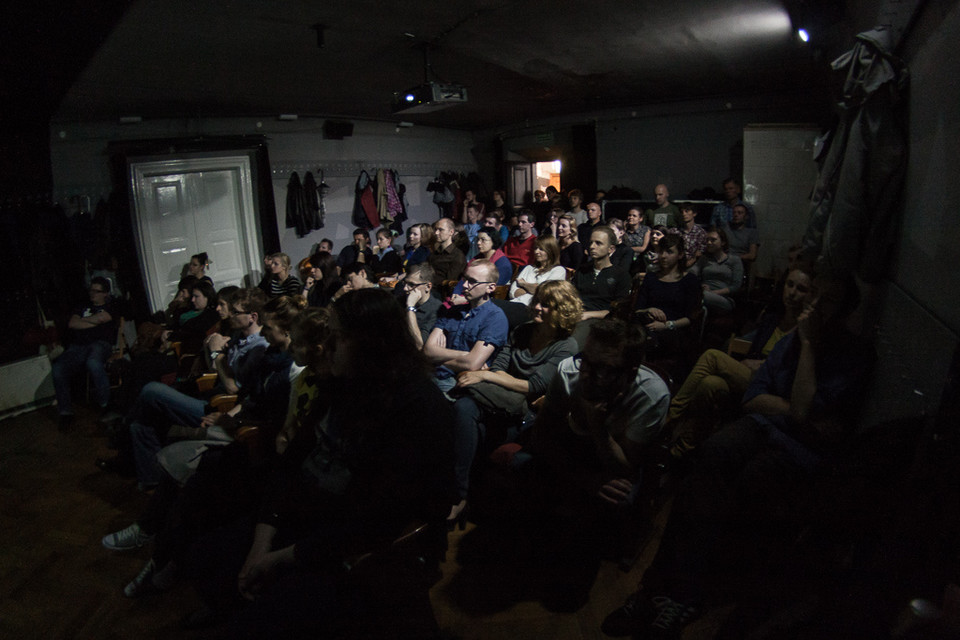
40, 0, 848, 129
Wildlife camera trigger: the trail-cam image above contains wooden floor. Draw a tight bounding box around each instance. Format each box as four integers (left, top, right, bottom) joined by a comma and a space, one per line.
0, 406, 727, 639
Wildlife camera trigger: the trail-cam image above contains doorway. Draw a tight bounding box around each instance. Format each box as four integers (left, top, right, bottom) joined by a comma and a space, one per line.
129, 155, 263, 312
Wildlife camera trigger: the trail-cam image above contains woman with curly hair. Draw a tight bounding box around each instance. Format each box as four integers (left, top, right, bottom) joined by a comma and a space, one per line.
447, 279, 583, 526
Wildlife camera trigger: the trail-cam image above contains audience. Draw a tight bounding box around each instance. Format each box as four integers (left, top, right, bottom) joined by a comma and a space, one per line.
185, 251, 214, 287
678, 204, 706, 268
503, 210, 537, 269
403, 222, 435, 267
606, 218, 634, 272
429, 217, 467, 285
423, 260, 509, 394
509, 235, 566, 305
633, 233, 701, 359
258, 252, 302, 298
556, 213, 583, 271
566, 188, 587, 226
623, 207, 651, 266
691, 226, 743, 313
710, 177, 757, 229
644, 184, 680, 228
571, 226, 631, 323
470, 226, 514, 285
723, 203, 759, 263
577, 201, 604, 247
302, 251, 341, 307
370, 228, 402, 275
335, 228, 373, 270
602, 273, 873, 639
52, 276, 119, 430
402, 262, 441, 348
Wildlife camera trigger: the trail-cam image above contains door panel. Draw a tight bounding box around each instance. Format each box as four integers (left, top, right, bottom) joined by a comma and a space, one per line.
130, 156, 263, 312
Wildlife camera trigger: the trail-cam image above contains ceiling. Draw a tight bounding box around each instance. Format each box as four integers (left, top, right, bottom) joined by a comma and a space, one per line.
15, 0, 849, 131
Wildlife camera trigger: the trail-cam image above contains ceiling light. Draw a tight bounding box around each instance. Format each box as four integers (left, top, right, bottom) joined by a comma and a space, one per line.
798, 28, 810, 42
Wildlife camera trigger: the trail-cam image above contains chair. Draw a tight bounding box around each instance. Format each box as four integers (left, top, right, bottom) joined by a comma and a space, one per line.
492, 284, 510, 300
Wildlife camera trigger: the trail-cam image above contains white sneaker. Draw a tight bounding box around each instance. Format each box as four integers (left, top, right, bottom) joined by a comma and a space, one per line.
102, 522, 153, 550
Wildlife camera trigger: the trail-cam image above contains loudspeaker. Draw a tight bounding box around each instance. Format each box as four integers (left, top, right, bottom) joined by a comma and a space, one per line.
323, 120, 354, 140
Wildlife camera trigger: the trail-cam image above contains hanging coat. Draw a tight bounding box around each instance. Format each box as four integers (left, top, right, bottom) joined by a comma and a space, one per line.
800, 27, 908, 283
384, 169, 403, 221
301, 171, 323, 231
352, 170, 378, 229
286, 172, 310, 237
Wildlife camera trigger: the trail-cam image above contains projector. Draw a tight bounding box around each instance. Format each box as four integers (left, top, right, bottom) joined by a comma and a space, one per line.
392, 82, 468, 114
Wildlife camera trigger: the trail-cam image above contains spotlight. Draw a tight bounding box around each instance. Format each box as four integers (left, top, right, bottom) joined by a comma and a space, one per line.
798, 28, 809, 42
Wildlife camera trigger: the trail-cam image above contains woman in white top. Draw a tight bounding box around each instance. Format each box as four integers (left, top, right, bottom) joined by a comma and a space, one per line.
509, 234, 567, 305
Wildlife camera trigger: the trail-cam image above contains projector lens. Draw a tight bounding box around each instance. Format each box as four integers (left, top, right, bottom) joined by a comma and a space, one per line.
405, 94, 415, 102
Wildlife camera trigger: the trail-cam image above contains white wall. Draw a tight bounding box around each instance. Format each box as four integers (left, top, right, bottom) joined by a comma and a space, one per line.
49, 117, 476, 265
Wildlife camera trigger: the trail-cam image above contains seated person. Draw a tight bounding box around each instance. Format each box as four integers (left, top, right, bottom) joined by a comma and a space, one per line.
52, 277, 119, 429
607, 218, 634, 272
678, 204, 707, 268
448, 280, 581, 526
302, 251, 341, 308
123, 288, 270, 490
335, 228, 373, 270
462, 203, 483, 259
722, 203, 759, 264
328, 262, 377, 304
163, 276, 198, 327
258, 253, 303, 299
643, 226, 668, 274
403, 223, 435, 268
571, 226, 632, 323
428, 217, 467, 285
623, 207, 651, 265
643, 184, 681, 228
577, 201, 605, 247
484, 210, 509, 244
423, 260, 509, 394
103, 306, 331, 601
402, 263, 441, 348
447, 227, 513, 305
528, 318, 670, 514
691, 226, 743, 313
509, 234, 566, 305
602, 273, 874, 640
182, 290, 455, 636
556, 214, 583, 271
633, 233, 701, 358
502, 210, 537, 269
666, 266, 814, 456
185, 251, 214, 287
163, 280, 221, 356
370, 228, 402, 275
201, 285, 241, 372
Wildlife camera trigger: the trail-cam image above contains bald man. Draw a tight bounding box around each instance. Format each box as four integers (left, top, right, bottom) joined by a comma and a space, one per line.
644, 184, 681, 228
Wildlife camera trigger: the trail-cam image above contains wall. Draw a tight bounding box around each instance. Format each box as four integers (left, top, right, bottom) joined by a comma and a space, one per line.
49, 117, 476, 265
743, 125, 821, 278
859, 0, 960, 427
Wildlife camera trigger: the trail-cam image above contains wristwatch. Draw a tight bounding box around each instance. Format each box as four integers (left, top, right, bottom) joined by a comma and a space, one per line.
406, 306, 417, 312
666, 320, 676, 330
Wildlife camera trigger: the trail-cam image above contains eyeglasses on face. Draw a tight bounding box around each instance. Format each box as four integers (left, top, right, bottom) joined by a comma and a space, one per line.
463, 276, 492, 288
403, 281, 428, 289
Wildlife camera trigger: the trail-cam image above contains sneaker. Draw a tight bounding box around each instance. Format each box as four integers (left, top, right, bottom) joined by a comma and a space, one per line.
124, 558, 157, 598
601, 589, 658, 636
648, 596, 698, 638
102, 522, 153, 550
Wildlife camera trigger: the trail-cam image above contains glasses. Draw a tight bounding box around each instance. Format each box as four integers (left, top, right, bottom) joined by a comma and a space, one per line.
463, 276, 492, 288
573, 352, 624, 380
403, 281, 428, 289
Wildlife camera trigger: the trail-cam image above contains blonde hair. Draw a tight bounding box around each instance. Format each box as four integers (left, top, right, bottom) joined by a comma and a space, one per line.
531, 280, 582, 337
534, 234, 561, 274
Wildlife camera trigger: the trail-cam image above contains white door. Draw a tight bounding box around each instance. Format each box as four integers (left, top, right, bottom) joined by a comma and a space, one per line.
130, 156, 263, 312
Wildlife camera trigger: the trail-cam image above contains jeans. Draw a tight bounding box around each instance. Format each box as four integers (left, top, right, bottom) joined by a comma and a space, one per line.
51, 340, 113, 414
129, 382, 207, 487
452, 397, 485, 499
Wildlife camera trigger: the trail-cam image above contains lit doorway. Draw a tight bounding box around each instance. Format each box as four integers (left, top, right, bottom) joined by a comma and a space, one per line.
535, 160, 561, 197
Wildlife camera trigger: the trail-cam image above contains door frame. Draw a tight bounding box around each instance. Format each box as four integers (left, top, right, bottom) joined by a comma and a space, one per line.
129, 154, 263, 312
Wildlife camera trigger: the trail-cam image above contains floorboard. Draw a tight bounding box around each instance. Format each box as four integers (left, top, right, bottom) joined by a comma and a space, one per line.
0, 405, 722, 639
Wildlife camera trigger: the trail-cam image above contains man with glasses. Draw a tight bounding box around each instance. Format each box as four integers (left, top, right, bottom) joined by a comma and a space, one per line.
402, 263, 440, 348
503, 210, 537, 269
424, 260, 508, 393
530, 318, 669, 511
52, 277, 119, 430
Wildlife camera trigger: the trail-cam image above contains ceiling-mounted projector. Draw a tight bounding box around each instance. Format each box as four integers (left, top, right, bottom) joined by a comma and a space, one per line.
392, 81, 468, 114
